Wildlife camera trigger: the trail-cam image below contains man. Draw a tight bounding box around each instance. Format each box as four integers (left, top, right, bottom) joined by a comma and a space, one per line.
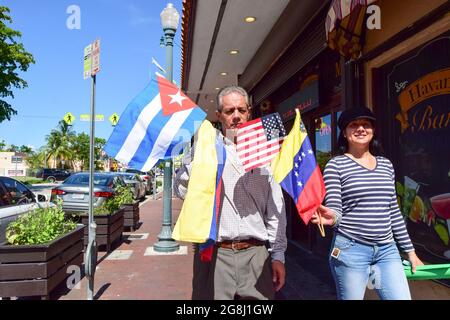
174, 86, 287, 300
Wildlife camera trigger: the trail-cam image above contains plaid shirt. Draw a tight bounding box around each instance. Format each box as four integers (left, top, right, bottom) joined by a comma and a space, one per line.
174, 132, 287, 263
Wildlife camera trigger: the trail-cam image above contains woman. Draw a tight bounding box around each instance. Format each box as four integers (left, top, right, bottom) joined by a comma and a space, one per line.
311, 107, 423, 300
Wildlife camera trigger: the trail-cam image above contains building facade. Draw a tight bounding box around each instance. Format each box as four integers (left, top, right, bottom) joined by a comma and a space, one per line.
0, 152, 29, 177
181, 0, 450, 297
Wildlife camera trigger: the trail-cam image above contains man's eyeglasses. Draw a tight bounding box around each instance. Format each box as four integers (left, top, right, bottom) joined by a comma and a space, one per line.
221, 106, 250, 116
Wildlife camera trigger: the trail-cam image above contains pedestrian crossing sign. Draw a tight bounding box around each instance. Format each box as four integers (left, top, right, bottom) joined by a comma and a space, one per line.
109, 113, 119, 126
64, 112, 75, 125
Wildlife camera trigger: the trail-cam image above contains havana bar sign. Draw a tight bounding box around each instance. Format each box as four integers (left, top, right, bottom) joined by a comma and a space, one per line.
396, 68, 450, 133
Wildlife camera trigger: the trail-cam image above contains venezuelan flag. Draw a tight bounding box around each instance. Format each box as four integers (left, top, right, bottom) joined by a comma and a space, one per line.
271, 109, 325, 224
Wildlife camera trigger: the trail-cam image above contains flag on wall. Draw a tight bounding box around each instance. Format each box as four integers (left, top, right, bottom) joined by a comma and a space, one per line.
104, 76, 206, 171
236, 113, 287, 172
271, 109, 325, 224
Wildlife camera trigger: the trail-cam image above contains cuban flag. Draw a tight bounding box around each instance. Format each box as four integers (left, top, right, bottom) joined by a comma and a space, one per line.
104, 76, 206, 171
271, 109, 325, 224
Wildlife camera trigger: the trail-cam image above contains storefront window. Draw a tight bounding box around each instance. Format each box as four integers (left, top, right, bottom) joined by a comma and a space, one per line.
315, 114, 332, 172
380, 34, 450, 263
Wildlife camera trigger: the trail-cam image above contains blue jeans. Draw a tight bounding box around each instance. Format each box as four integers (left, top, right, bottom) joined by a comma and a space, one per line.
329, 233, 411, 300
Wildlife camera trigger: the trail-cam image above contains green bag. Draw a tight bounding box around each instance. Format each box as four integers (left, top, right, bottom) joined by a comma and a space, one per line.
404, 263, 450, 280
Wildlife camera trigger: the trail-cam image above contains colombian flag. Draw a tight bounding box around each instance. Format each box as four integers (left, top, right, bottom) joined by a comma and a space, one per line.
271, 109, 325, 224
172, 120, 225, 262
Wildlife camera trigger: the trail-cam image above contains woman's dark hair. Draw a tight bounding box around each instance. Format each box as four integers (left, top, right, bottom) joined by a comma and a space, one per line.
336, 121, 384, 156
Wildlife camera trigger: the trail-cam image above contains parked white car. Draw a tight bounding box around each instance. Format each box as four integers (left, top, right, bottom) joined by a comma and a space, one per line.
0, 176, 52, 244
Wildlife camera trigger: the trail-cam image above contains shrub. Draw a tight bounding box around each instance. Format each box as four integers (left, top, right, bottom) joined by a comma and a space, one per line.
93, 185, 133, 215
6, 201, 77, 245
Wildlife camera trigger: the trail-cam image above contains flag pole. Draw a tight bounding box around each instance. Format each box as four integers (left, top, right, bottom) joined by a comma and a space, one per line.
317, 211, 326, 238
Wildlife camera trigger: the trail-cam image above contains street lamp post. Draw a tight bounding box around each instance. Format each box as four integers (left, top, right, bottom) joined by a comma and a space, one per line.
154, 3, 180, 253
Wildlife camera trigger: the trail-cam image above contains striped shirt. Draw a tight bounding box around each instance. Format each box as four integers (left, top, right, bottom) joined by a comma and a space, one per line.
324, 155, 414, 252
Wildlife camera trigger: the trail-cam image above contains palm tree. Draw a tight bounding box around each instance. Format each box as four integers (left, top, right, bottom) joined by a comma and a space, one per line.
45, 120, 76, 169
24, 147, 46, 175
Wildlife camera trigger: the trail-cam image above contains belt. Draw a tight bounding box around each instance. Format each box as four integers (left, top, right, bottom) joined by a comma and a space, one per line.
217, 238, 266, 250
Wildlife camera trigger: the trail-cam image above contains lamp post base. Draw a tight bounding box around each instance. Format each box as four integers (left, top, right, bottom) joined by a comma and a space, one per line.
154, 240, 180, 252
154, 225, 180, 252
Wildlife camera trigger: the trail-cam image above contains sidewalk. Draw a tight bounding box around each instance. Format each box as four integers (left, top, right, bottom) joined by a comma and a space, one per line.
56, 196, 194, 300
45, 195, 450, 300
49, 196, 337, 300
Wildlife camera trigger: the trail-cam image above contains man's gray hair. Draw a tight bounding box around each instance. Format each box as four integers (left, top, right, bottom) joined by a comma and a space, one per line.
216, 86, 249, 111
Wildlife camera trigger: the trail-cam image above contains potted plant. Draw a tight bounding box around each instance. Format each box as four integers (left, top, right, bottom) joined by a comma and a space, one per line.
0, 202, 84, 300
80, 193, 125, 253
117, 185, 141, 231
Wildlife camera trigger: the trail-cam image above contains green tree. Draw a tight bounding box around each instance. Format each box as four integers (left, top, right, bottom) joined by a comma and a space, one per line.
7, 144, 18, 152
0, 139, 6, 151
45, 120, 75, 169
19, 145, 32, 154
71, 133, 106, 171
94, 137, 106, 170
0, 6, 35, 122
25, 148, 46, 172
72, 132, 89, 170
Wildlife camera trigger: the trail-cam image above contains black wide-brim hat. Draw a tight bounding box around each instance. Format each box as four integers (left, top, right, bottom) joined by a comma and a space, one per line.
338, 107, 376, 131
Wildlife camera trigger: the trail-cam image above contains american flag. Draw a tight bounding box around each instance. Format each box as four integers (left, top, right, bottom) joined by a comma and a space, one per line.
236, 113, 287, 172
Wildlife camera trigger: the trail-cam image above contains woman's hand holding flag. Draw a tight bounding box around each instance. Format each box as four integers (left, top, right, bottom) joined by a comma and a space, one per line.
311, 205, 337, 237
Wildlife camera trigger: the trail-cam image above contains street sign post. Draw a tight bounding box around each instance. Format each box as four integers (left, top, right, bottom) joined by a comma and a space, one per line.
84, 39, 100, 301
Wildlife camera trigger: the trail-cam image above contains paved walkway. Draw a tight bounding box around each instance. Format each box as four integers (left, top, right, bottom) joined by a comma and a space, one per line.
55, 196, 193, 300
48, 196, 336, 300
47, 196, 449, 300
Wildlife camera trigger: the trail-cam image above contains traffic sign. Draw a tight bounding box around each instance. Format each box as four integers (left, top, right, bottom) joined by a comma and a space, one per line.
83, 39, 100, 79
109, 113, 120, 126
91, 39, 100, 76
80, 114, 105, 122
64, 112, 75, 125
83, 44, 92, 79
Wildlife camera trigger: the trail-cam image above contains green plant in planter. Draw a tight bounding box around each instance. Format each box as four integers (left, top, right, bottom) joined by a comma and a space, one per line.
93, 185, 133, 215
115, 185, 134, 205
6, 201, 77, 245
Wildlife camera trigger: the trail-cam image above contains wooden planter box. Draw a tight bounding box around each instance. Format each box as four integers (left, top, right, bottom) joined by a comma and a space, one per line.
121, 201, 140, 231
81, 208, 124, 253
0, 224, 85, 300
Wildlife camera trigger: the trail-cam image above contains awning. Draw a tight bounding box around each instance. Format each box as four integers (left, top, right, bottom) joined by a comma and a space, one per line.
325, 0, 377, 59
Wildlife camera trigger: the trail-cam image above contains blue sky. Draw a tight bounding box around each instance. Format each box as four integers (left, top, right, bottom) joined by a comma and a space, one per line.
0, 0, 182, 150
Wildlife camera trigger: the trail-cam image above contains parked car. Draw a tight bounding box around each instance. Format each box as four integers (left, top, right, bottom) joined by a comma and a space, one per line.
0, 176, 51, 244
115, 172, 146, 201
50, 172, 127, 214
124, 168, 152, 195
35, 168, 72, 183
